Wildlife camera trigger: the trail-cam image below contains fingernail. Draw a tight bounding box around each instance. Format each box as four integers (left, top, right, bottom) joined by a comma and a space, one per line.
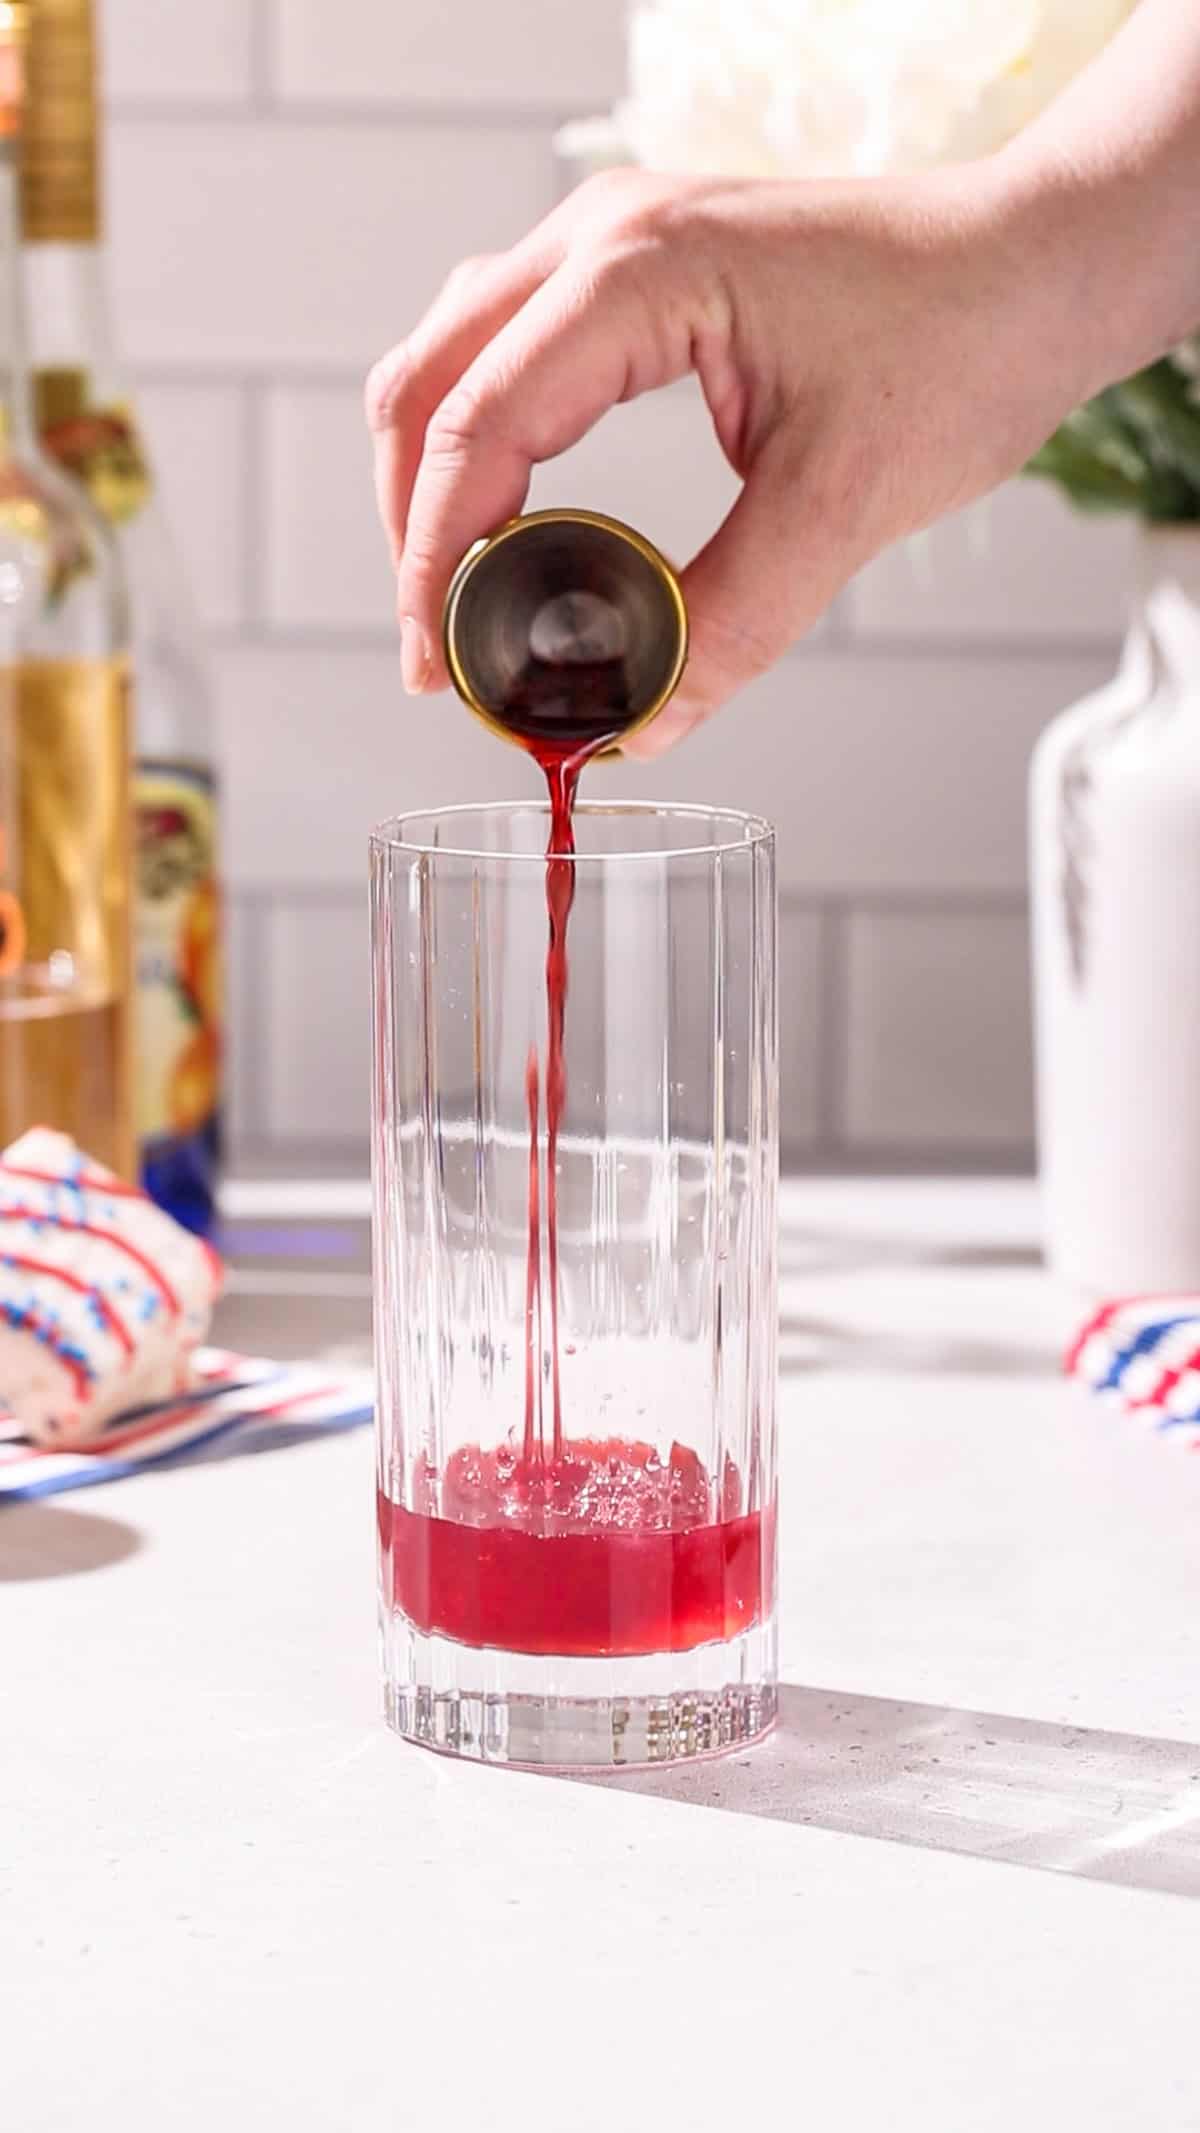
400, 615, 431, 695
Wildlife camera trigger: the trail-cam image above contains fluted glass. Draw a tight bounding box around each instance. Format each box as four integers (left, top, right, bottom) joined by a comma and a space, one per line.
371, 801, 777, 1767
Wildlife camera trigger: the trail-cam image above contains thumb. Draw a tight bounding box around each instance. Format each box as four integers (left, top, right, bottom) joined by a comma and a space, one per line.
623, 445, 853, 759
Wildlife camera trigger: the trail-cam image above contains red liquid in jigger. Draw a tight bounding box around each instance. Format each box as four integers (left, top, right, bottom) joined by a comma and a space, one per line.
386, 663, 772, 1657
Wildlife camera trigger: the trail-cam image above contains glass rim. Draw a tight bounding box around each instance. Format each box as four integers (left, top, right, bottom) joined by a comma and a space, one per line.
369, 799, 775, 866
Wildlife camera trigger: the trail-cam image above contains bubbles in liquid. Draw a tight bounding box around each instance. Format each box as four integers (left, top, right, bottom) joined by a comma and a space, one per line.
438, 1437, 717, 1536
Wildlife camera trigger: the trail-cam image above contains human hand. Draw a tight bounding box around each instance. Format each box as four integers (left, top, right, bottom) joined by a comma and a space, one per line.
367, 162, 1101, 755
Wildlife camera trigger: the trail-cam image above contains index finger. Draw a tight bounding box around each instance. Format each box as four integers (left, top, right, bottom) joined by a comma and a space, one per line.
396, 254, 690, 693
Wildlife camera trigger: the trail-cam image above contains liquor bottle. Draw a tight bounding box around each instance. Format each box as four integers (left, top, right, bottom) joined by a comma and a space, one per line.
0, 0, 132, 1174
20, 0, 222, 1236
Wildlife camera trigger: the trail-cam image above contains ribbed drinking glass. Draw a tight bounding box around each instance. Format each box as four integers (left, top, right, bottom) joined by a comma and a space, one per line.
371, 801, 777, 1768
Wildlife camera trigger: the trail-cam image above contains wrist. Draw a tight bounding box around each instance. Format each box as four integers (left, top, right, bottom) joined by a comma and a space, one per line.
990, 121, 1198, 395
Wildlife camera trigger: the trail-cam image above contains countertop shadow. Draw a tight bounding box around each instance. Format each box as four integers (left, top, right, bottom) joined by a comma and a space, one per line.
577, 1685, 1200, 1898
0, 1500, 143, 1581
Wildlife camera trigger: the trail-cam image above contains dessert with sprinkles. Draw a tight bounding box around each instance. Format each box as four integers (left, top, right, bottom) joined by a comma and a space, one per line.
0, 1128, 220, 1445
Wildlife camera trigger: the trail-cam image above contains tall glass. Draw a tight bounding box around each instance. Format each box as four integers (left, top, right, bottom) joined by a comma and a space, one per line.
371, 801, 777, 1768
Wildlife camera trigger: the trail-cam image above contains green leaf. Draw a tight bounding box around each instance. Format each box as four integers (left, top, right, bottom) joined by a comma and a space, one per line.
1108, 370, 1200, 491
1023, 365, 1200, 524
1025, 427, 1151, 514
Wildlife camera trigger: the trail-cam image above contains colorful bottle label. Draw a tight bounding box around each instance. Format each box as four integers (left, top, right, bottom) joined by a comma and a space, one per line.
134, 759, 222, 1235
39, 385, 152, 526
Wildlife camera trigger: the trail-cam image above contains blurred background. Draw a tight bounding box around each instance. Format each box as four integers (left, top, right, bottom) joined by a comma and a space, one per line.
100, 0, 1134, 1177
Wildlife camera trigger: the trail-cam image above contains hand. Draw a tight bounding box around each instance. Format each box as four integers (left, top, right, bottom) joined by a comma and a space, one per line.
367, 163, 1101, 755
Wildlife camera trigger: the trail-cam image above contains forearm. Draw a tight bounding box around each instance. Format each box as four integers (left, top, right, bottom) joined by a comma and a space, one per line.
995, 0, 1200, 390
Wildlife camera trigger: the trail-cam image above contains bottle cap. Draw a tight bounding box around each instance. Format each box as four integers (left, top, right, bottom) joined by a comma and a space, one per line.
443, 509, 688, 755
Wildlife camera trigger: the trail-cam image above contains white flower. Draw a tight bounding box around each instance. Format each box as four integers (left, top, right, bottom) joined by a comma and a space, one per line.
561, 0, 1137, 180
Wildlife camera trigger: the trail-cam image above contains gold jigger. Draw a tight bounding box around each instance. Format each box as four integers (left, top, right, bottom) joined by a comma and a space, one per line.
442, 509, 688, 756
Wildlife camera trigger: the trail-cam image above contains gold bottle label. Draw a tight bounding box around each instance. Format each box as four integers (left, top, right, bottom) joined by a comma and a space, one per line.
0, 655, 134, 1176
19, 0, 99, 243
133, 761, 222, 1152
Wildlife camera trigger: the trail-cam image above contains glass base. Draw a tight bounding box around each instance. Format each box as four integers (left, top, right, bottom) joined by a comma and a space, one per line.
382, 1616, 777, 1770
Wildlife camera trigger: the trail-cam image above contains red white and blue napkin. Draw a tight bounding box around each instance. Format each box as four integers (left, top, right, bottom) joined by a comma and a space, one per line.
0, 1345, 373, 1500
1067, 1295, 1200, 1448
0, 1129, 372, 1501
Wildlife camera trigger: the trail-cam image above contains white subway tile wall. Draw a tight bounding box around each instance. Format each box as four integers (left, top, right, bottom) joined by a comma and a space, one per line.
104, 0, 254, 104
849, 481, 1138, 646
109, 120, 553, 368
136, 383, 249, 631
267, 0, 628, 111
263, 387, 394, 632
100, 0, 1128, 1170
257, 898, 372, 1145
843, 909, 1034, 1153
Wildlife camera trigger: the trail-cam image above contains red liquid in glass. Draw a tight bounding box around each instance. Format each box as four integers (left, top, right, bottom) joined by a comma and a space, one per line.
379, 1441, 772, 1658
387, 659, 771, 1660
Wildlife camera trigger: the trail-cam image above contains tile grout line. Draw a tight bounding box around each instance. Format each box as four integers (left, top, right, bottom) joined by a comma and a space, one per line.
231, 887, 1028, 919
780, 887, 1028, 919
233, 885, 368, 912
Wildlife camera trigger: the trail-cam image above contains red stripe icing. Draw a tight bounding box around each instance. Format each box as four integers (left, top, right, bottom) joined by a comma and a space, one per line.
0, 1162, 145, 1200
0, 1202, 182, 1317
0, 1252, 135, 1357
0, 1312, 90, 1402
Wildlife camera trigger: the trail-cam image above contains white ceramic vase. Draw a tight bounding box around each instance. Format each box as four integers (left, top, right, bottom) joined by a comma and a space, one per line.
1031, 528, 1200, 1295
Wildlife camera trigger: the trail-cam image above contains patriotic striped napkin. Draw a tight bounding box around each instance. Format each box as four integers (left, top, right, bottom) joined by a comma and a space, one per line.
1067, 1295, 1200, 1448
0, 1345, 374, 1501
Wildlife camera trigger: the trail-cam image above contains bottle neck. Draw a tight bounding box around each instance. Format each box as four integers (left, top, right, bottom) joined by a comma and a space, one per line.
22, 236, 112, 371
0, 142, 37, 449
1138, 528, 1200, 687
17, 0, 114, 385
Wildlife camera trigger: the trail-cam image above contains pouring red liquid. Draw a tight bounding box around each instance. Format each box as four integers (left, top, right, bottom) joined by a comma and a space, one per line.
379, 512, 770, 1658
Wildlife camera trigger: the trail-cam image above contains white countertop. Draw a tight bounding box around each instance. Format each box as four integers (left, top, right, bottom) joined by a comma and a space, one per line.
4, 1179, 1199, 2132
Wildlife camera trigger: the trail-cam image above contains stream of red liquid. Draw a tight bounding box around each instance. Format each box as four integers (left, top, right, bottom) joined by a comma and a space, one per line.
529, 742, 584, 1464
